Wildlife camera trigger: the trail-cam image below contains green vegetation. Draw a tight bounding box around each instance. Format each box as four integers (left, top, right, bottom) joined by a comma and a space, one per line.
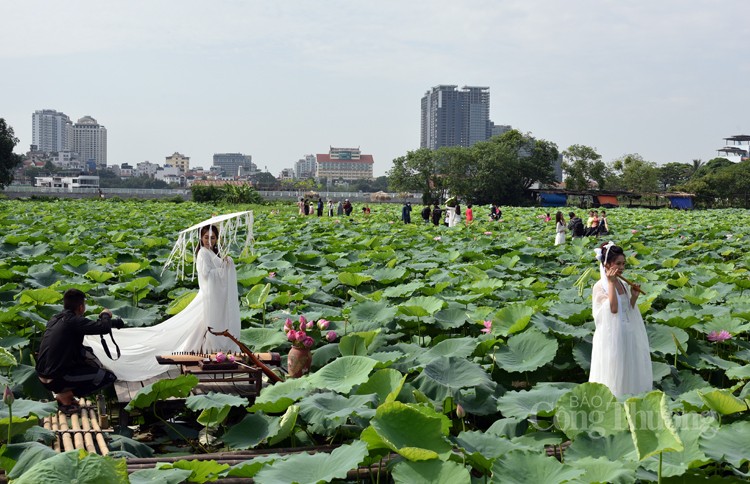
1, 200, 750, 481
0, 119, 23, 189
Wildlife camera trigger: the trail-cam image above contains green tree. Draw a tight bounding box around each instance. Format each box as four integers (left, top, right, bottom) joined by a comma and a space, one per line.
606, 154, 660, 193
561, 145, 605, 190
249, 172, 280, 190
692, 157, 733, 179
0, 119, 23, 189
387, 148, 448, 204
658, 162, 692, 191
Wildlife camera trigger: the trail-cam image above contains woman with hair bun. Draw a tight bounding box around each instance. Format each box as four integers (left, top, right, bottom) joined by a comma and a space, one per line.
589, 241, 652, 397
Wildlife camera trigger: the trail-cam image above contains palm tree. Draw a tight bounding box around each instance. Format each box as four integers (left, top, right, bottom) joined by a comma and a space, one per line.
690, 158, 704, 176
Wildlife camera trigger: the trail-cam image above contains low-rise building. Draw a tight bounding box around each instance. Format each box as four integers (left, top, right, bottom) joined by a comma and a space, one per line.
35, 175, 99, 190
315, 147, 374, 182
165, 152, 190, 173
136, 161, 159, 177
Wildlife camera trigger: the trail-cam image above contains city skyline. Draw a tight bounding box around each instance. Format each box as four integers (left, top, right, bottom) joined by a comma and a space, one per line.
2, 1, 749, 178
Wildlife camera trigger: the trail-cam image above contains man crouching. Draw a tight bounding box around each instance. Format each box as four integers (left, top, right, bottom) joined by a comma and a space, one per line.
36, 288, 124, 415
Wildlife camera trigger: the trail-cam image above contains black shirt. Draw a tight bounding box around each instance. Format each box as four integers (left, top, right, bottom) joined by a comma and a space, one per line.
36, 309, 114, 378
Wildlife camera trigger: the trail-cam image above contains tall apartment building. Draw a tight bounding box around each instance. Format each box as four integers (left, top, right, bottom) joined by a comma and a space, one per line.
71, 116, 107, 168
316, 147, 374, 182
295, 154, 317, 179
212, 153, 256, 177
165, 152, 190, 172
420, 85, 492, 150
32, 109, 72, 153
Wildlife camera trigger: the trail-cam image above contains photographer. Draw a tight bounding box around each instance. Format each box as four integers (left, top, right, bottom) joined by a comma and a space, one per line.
36, 289, 124, 415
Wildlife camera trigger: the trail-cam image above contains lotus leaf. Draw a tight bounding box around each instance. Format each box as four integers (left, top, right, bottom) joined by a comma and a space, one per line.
223, 413, 280, 450
250, 378, 311, 413
338, 272, 373, 287
414, 356, 493, 402
567, 456, 637, 484
253, 441, 367, 484
496, 383, 575, 419
298, 392, 377, 434
493, 329, 558, 373
268, 405, 299, 446
308, 356, 377, 393
623, 391, 683, 460
491, 450, 585, 484
12, 449, 128, 484
555, 383, 628, 439
392, 459, 471, 484
454, 430, 531, 473
646, 324, 689, 355
698, 389, 748, 415
641, 413, 715, 477
398, 296, 445, 317
355, 369, 405, 404
349, 300, 398, 324
366, 401, 452, 461
491, 304, 534, 336
699, 420, 750, 468
564, 430, 638, 462
129, 468, 194, 484
125, 374, 199, 411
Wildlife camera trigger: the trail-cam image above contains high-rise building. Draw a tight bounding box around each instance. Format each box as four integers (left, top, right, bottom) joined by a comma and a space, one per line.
316, 147, 374, 182
32, 109, 72, 153
212, 153, 256, 177
71, 116, 107, 168
165, 152, 190, 173
420, 85, 492, 150
295, 154, 317, 179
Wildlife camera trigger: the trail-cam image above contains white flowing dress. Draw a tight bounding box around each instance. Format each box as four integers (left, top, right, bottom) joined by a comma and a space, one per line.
589, 280, 652, 397
555, 222, 566, 245
85, 247, 241, 381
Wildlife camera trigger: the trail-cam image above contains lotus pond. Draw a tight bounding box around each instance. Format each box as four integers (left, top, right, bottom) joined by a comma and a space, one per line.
1, 199, 750, 483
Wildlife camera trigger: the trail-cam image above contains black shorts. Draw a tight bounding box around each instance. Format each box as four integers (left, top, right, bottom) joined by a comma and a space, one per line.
40, 366, 117, 397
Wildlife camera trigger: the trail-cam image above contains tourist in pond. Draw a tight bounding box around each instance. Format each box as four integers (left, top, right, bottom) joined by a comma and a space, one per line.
589, 242, 652, 397
554, 211, 566, 245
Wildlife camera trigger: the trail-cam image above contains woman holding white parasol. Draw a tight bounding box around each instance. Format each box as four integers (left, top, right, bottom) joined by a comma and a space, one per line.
84, 211, 253, 381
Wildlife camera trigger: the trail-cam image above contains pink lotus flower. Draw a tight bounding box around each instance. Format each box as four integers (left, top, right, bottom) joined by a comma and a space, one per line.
434, 236, 441, 241
302, 336, 315, 348
326, 331, 338, 342
268, 272, 276, 278
317, 319, 330, 330
707, 330, 732, 342
227, 354, 236, 363
631, 229, 638, 234
215, 352, 226, 363
481, 320, 492, 334
484, 231, 492, 235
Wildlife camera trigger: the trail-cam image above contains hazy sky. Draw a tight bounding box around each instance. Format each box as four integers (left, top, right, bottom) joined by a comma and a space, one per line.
2, 1, 748, 176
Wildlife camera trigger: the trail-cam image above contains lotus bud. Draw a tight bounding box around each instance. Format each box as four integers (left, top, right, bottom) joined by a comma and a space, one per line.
305, 321, 314, 330
299, 315, 308, 326
297, 330, 307, 341
317, 319, 330, 330
326, 331, 338, 342
287, 330, 297, 342
456, 404, 466, 418
284, 318, 293, 332
3, 385, 13, 406
227, 354, 236, 363
215, 352, 226, 363
303, 336, 315, 348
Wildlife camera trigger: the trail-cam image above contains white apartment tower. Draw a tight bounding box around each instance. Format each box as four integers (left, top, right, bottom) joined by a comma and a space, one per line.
32, 109, 72, 153
72, 116, 107, 168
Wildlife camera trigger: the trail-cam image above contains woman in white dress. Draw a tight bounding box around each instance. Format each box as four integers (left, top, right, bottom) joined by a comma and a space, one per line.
85, 224, 241, 381
554, 211, 566, 245
589, 242, 652, 397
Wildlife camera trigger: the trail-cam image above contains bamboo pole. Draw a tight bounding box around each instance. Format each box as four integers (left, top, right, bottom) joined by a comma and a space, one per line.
57, 412, 75, 452
619, 275, 646, 295
69, 413, 85, 450
79, 403, 98, 453
84, 400, 109, 456
49, 413, 61, 452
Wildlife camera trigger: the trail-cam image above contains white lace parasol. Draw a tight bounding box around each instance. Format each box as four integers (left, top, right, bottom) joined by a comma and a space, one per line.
163, 211, 254, 278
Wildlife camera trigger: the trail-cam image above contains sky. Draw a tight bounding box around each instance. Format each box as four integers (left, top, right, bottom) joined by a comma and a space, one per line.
1, 1, 748, 177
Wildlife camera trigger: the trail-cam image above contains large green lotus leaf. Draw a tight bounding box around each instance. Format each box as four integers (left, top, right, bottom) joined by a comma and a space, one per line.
454, 430, 532, 474
646, 324, 689, 355
554, 383, 628, 440
725, 364, 750, 381
156, 460, 230, 483
115, 262, 143, 276
680, 286, 719, 305
223, 412, 280, 450
25, 263, 60, 288
0, 346, 17, 367
414, 356, 493, 401
0, 416, 40, 440
698, 389, 748, 415
531, 314, 590, 338
486, 417, 529, 438
368, 401, 452, 461
349, 301, 398, 324
355, 369, 405, 404
392, 459, 471, 484
17, 288, 62, 305
369, 267, 407, 284
12, 449, 128, 484
311, 342, 341, 368
433, 307, 468, 329
491, 450, 585, 484
567, 456, 637, 484
244, 283, 271, 308
112, 306, 161, 327
0, 399, 57, 419
623, 391, 683, 461
382, 281, 424, 298
493, 329, 558, 373
185, 392, 248, 411
227, 455, 283, 478
660, 370, 712, 399
84, 270, 115, 283
416, 337, 477, 365
253, 441, 367, 484
268, 405, 299, 446
699, 420, 750, 468
3, 442, 58, 480
641, 413, 715, 477
398, 296, 445, 317
565, 431, 636, 463
298, 392, 377, 434
548, 302, 592, 324
308, 356, 377, 393
129, 468, 194, 484
249, 378, 311, 413
339, 331, 379, 356
125, 374, 199, 411
236, 268, 272, 287
107, 434, 155, 458
164, 290, 197, 315
240, 328, 288, 353
467, 278, 504, 295
496, 383, 576, 419
491, 304, 534, 337
16, 243, 50, 258
338, 272, 374, 287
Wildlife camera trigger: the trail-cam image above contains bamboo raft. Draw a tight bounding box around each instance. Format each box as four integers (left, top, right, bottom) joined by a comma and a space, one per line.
41, 398, 112, 455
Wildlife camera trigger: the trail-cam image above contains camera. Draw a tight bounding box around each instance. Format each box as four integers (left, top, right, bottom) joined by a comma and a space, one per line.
111, 318, 125, 329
